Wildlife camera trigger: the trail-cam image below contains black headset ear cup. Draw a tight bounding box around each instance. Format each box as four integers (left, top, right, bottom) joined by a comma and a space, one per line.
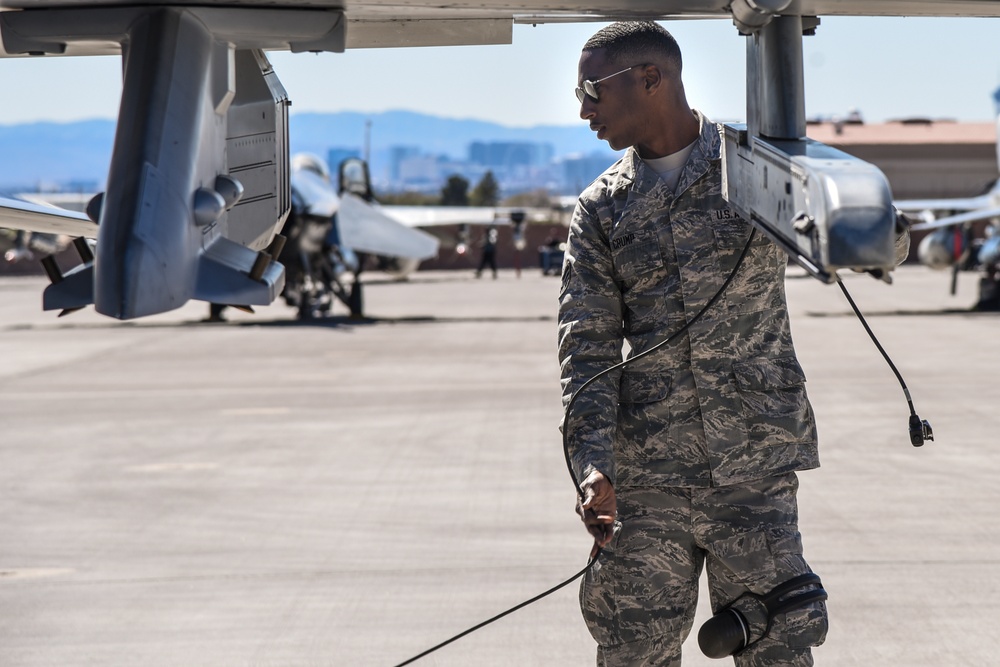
698, 608, 750, 659
698, 574, 828, 659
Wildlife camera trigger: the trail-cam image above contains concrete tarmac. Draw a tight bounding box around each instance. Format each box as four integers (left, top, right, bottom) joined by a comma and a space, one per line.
0, 265, 997, 666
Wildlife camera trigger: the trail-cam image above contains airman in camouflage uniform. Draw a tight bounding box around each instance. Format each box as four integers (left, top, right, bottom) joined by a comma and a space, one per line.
559, 21, 907, 667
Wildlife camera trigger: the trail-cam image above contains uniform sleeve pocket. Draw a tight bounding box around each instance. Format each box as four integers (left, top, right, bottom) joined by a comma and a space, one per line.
619, 372, 671, 405
733, 357, 814, 447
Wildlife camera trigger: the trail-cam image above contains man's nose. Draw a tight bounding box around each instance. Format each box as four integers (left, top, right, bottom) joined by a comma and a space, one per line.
579, 98, 596, 120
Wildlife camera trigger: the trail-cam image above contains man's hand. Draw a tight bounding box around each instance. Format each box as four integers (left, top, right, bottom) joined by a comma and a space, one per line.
576, 470, 617, 557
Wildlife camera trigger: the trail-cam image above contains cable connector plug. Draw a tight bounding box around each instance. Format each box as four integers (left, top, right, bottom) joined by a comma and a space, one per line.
909, 414, 933, 447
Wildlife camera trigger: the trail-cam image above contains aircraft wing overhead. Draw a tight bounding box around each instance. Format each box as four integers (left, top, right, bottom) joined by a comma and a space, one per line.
5, 1, 1000, 19
7, 1, 1000, 58
338, 193, 440, 260
0, 196, 96, 237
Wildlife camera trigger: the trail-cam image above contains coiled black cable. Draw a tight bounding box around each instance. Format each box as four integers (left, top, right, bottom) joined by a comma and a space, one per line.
390, 228, 759, 667
390, 229, 931, 665
395, 227, 934, 667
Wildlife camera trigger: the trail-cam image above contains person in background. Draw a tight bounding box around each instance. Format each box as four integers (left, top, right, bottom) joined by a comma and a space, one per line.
475, 226, 499, 279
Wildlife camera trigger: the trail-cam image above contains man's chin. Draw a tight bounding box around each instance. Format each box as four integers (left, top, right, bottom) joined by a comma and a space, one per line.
604, 136, 627, 151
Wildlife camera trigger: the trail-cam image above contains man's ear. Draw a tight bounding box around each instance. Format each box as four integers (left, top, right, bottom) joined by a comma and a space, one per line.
643, 65, 663, 94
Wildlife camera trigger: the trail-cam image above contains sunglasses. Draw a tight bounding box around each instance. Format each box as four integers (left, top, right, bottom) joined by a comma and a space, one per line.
575, 64, 645, 103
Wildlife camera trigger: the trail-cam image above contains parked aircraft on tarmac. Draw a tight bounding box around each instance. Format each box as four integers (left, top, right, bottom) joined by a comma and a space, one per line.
895, 87, 1000, 310
275, 153, 438, 319
281, 155, 555, 319
3, 0, 1000, 321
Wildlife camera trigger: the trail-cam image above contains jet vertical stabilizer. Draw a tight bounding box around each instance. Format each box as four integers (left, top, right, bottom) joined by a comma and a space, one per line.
93, 9, 223, 318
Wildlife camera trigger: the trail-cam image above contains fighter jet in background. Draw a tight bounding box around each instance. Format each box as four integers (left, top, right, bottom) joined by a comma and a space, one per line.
275, 154, 438, 320
895, 87, 1000, 309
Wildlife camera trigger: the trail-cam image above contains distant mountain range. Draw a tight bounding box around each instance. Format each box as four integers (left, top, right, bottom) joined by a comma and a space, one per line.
0, 110, 607, 191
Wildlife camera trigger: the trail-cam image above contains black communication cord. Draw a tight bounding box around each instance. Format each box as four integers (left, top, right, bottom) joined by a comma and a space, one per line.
390, 228, 759, 667
836, 278, 933, 446
391, 554, 598, 667
390, 227, 931, 666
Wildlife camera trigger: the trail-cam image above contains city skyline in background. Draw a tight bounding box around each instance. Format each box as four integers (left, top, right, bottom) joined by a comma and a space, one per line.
0, 109, 617, 197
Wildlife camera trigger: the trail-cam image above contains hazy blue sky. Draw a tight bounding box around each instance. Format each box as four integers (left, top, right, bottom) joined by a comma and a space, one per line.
2, 16, 1000, 128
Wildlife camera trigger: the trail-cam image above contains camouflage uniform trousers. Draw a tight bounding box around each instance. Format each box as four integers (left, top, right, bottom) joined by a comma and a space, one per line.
579, 472, 828, 666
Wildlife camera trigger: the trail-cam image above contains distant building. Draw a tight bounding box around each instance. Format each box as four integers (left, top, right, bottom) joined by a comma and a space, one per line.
468, 141, 554, 170
805, 119, 997, 200
465, 141, 557, 194
396, 154, 444, 191
389, 145, 422, 183
560, 152, 618, 194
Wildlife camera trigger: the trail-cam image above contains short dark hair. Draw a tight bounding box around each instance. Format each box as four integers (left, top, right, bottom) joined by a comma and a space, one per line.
583, 21, 682, 74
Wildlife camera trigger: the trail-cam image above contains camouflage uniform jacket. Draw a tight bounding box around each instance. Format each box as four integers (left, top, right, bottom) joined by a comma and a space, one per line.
559, 111, 820, 489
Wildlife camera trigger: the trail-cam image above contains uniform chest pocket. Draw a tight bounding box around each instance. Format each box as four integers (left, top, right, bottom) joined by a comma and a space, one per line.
611, 229, 663, 281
